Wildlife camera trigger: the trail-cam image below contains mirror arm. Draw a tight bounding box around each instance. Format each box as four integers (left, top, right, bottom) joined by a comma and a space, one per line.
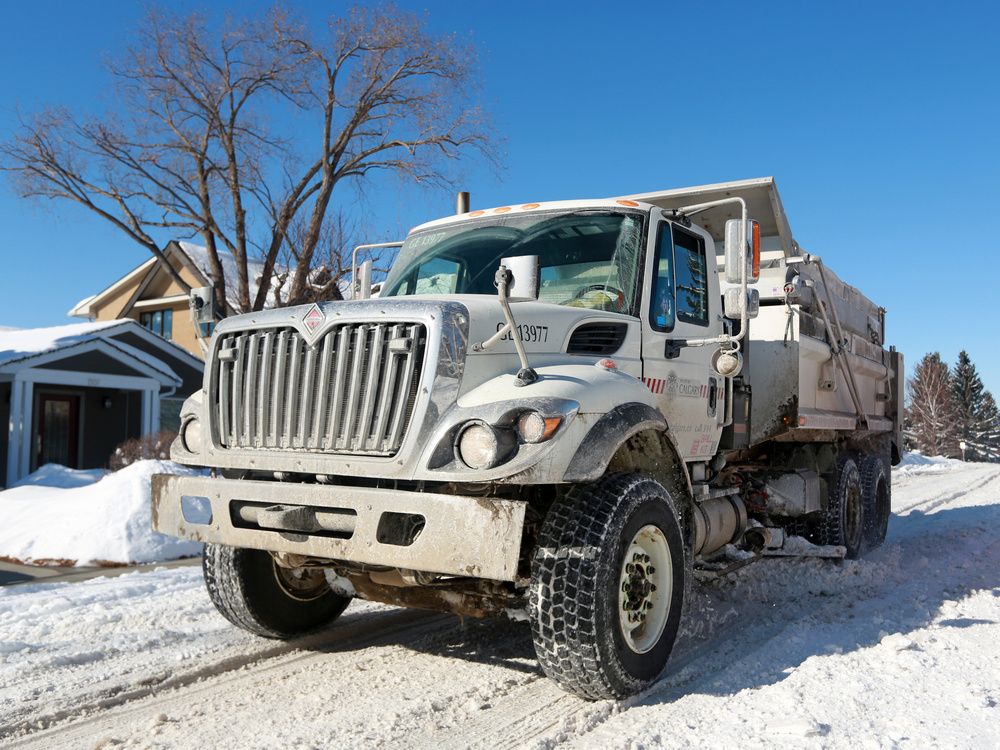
351, 241, 404, 298
491, 265, 537, 386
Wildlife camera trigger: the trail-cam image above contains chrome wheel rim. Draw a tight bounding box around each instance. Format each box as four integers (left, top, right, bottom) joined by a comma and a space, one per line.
618, 524, 672, 654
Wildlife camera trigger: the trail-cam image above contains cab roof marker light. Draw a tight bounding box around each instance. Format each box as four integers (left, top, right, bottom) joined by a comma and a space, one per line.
616, 199, 639, 207
493, 206, 511, 214
521, 203, 540, 209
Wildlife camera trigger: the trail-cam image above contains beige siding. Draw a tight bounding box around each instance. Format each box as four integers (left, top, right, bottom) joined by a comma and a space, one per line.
88, 255, 206, 359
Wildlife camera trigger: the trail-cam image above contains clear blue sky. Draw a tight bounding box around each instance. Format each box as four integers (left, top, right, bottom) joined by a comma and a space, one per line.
1, 0, 998, 392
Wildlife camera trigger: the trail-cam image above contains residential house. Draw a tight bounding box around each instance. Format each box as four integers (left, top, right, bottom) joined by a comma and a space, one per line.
69, 241, 276, 360
0, 320, 203, 486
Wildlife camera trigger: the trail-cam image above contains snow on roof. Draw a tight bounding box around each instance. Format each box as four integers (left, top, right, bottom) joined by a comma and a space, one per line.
67, 294, 97, 318
0, 319, 184, 386
0, 320, 126, 367
176, 242, 283, 310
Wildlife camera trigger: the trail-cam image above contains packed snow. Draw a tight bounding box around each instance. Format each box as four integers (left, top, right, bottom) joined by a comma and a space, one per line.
0, 460, 203, 566
0, 458, 998, 749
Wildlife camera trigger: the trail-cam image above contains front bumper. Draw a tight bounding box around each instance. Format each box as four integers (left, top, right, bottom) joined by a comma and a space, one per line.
151, 474, 526, 582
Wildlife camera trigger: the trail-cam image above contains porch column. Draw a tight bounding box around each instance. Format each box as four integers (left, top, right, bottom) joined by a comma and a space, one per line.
5, 377, 33, 486
150, 388, 161, 434
6, 378, 24, 486
141, 387, 160, 435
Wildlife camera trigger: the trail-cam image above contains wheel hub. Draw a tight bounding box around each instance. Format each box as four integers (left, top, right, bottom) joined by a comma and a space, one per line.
272, 562, 330, 602
618, 524, 672, 654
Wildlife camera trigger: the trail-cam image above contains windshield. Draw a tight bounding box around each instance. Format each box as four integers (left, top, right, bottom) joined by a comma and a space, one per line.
382, 211, 645, 314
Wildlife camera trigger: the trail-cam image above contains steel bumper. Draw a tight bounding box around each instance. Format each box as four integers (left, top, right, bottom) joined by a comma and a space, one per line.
151, 474, 527, 581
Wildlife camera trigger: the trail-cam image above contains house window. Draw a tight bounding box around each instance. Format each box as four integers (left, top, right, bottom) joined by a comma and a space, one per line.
140, 308, 173, 339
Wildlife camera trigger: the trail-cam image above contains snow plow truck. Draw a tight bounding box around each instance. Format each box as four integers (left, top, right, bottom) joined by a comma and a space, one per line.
153, 177, 903, 700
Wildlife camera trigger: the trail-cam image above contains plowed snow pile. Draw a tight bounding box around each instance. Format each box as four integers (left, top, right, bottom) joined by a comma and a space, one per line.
0, 460, 203, 565
0, 456, 998, 749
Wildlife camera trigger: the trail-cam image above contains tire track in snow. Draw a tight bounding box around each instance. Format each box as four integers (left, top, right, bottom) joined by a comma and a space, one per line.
892, 466, 1000, 514
3, 607, 448, 747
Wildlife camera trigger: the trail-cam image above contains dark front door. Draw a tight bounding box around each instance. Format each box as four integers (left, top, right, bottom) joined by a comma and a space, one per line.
36, 393, 80, 469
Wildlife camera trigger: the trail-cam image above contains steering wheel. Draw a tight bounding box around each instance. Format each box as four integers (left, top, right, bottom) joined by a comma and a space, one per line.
570, 284, 627, 311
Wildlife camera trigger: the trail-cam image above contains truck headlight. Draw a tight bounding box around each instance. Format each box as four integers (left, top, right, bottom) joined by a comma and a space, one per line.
180, 417, 203, 454
517, 412, 562, 444
457, 422, 514, 470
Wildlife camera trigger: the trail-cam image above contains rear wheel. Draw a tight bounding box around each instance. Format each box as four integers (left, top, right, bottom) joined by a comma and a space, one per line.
202, 543, 350, 639
529, 473, 687, 700
860, 454, 891, 550
815, 453, 865, 559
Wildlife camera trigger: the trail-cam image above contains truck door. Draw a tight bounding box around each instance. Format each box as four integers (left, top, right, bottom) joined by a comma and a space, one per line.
640, 219, 725, 460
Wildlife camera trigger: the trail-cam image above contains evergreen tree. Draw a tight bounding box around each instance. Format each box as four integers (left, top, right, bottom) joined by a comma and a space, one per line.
973, 391, 1000, 462
907, 352, 960, 457
951, 351, 987, 459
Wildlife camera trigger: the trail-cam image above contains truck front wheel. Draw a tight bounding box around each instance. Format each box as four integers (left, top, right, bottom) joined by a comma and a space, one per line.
202, 543, 351, 639
529, 473, 686, 700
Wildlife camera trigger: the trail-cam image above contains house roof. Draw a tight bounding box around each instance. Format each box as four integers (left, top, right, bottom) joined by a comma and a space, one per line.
0, 319, 204, 393
70, 242, 283, 320
175, 242, 280, 310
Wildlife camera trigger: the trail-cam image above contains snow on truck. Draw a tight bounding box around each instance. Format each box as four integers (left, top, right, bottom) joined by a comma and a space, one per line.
152, 177, 904, 700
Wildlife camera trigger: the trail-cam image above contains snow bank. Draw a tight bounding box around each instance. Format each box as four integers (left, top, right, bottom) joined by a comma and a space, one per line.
11, 463, 106, 489
0, 460, 204, 566
895, 451, 964, 475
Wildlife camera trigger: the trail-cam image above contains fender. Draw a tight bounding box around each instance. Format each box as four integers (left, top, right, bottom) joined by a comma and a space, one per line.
564, 402, 678, 483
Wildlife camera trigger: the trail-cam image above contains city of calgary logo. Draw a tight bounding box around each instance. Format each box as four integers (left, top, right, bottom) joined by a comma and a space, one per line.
301, 304, 325, 337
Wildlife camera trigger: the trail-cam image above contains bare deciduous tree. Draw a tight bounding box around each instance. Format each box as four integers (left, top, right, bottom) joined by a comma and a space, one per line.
0, 4, 491, 316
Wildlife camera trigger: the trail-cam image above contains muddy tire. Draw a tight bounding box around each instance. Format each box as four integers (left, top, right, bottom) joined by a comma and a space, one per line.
815, 453, 865, 559
202, 543, 350, 639
860, 454, 891, 551
528, 473, 686, 700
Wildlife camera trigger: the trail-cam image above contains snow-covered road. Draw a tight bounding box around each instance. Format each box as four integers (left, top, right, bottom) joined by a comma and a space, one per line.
2, 460, 999, 749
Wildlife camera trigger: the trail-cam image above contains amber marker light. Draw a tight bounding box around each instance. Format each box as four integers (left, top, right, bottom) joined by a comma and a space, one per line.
616, 199, 639, 207
521, 203, 540, 209
468, 210, 484, 217
517, 412, 563, 444
494, 206, 511, 213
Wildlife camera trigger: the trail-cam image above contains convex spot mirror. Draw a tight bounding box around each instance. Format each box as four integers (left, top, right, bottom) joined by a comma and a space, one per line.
724, 218, 761, 285
499, 255, 540, 302
723, 288, 760, 320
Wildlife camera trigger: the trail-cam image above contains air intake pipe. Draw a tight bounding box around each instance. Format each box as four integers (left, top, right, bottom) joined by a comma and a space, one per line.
691, 494, 748, 556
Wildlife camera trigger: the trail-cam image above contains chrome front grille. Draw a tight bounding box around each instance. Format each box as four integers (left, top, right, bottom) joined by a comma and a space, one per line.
212, 323, 426, 455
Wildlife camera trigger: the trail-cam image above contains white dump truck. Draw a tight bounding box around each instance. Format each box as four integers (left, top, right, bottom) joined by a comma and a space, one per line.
153, 177, 903, 699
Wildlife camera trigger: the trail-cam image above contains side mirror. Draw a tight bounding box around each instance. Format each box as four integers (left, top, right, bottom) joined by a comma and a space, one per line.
723, 288, 760, 320
355, 259, 373, 300
724, 218, 761, 284
189, 286, 215, 337
499, 255, 540, 302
